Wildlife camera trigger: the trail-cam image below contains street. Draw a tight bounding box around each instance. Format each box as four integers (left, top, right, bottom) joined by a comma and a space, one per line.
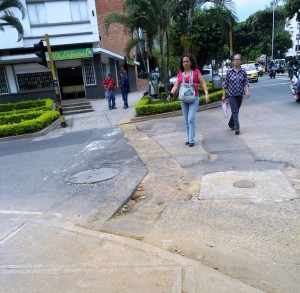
1, 74, 299, 292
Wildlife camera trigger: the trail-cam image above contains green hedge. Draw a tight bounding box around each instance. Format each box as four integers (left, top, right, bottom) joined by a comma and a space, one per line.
0, 99, 59, 137
136, 87, 223, 117
0, 99, 53, 112
0, 106, 50, 116
0, 111, 59, 137
0, 110, 45, 125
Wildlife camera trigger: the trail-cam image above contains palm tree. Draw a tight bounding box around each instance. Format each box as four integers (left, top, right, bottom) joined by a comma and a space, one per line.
0, 0, 26, 41
180, 0, 236, 57
186, 0, 235, 35
105, 0, 179, 83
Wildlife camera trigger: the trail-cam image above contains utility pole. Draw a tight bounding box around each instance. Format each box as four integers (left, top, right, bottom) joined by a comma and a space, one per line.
271, 0, 278, 60
44, 34, 66, 128
297, 22, 300, 60
229, 21, 233, 58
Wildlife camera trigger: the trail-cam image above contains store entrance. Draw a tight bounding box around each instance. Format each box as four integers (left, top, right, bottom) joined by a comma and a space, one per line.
57, 67, 85, 99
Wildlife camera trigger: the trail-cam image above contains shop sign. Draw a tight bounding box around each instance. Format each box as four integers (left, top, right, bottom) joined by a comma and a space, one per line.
46, 48, 93, 61
126, 57, 135, 66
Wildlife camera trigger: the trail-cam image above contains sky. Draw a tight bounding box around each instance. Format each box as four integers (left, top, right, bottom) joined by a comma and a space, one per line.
233, 0, 273, 22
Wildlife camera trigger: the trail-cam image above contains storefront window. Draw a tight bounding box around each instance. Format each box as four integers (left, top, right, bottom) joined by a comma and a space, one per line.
16, 72, 54, 91
83, 59, 96, 85
0, 67, 9, 94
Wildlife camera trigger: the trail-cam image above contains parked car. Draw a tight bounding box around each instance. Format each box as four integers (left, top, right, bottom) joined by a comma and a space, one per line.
254, 63, 263, 76
241, 64, 258, 82
169, 76, 177, 85
218, 67, 229, 78
274, 59, 286, 74
200, 68, 213, 83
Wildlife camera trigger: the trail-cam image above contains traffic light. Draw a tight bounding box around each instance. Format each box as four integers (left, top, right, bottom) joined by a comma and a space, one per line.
34, 40, 47, 67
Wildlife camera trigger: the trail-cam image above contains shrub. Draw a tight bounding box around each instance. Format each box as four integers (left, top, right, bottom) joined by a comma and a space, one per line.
135, 88, 223, 117
0, 99, 59, 137
0, 99, 53, 112
0, 111, 59, 137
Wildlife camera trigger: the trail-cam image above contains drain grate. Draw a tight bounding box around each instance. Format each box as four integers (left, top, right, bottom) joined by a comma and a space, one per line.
233, 180, 255, 188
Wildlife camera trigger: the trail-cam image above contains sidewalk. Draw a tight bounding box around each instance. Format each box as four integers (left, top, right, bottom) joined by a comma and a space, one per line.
0, 212, 264, 292
0, 90, 265, 292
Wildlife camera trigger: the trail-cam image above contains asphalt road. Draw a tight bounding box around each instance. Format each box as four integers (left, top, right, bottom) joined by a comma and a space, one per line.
0, 127, 147, 224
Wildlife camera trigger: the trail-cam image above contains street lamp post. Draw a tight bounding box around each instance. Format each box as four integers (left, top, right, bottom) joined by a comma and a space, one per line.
271, 0, 278, 60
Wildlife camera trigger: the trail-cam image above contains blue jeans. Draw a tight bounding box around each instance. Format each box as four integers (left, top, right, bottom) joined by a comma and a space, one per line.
107, 90, 116, 109
228, 95, 243, 129
121, 91, 128, 107
181, 97, 199, 144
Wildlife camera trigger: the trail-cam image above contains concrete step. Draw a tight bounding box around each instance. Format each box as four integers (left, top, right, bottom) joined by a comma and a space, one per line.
60, 99, 94, 116
63, 104, 93, 111
63, 108, 94, 116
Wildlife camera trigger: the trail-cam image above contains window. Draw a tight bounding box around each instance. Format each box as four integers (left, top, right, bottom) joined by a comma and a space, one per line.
0, 67, 9, 94
70, 0, 88, 22
83, 59, 96, 85
102, 63, 110, 79
27, 3, 47, 25
16, 72, 53, 91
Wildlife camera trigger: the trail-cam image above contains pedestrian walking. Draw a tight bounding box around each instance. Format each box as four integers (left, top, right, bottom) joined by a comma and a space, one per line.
120, 72, 129, 109
167, 52, 209, 147
103, 73, 117, 110
222, 54, 250, 135
119, 66, 127, 77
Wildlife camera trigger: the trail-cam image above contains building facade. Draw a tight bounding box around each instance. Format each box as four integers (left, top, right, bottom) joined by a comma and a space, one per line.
285, 15, 300, 58
95, 0, 148, 90
0, 0, 143, 103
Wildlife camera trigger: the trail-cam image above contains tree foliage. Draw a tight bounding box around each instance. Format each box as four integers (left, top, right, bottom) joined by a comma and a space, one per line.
0, 0, 26, 41
283, 0, 300, 21
104, 0, 179, 82
172, 8, 232, 68
233, 6, 292, 60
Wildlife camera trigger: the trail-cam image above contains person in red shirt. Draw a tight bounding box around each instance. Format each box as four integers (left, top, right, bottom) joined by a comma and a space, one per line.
102, 73, 117, 110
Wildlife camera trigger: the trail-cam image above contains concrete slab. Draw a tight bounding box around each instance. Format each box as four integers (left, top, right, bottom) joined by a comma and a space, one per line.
0, 216, 265, 293
200, 170, 298, 202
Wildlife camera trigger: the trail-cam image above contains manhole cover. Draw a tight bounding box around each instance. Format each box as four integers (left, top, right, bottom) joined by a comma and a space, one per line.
233, 180, 255, 188
69, 168, 119, 184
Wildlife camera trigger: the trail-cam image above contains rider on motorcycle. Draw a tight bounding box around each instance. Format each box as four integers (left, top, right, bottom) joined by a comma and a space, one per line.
296, 74, 300, 102
269, 60, 276, 78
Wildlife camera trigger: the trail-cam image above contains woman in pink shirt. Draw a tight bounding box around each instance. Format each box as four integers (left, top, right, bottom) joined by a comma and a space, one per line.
167, 53, 209, 147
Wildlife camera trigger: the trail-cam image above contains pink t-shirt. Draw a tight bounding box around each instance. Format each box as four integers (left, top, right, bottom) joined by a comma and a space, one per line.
177, 69, 201, 96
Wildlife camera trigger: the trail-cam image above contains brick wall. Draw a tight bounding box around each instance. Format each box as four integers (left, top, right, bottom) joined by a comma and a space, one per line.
95, 0, 148, 90
95, 0, 131, 56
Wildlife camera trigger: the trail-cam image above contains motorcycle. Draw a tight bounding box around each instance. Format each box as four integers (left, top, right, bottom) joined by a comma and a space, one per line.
290, 71, 300, 102
269, 67, 276, 79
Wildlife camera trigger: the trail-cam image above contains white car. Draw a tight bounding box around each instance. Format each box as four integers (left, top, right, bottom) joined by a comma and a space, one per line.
201, 68, 213, 83
169, 76, 177, 85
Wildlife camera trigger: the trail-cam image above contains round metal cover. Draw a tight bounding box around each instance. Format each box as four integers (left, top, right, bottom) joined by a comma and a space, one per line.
233, 180, 255, 188
69, 168, 119, 184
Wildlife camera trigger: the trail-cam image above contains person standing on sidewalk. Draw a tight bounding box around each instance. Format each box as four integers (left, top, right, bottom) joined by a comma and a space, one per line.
167, 52, 209, 147
222, 54, 250, 135
103, 73, 117, 110
120, 72, 129, 109
119, 66, 127, 76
